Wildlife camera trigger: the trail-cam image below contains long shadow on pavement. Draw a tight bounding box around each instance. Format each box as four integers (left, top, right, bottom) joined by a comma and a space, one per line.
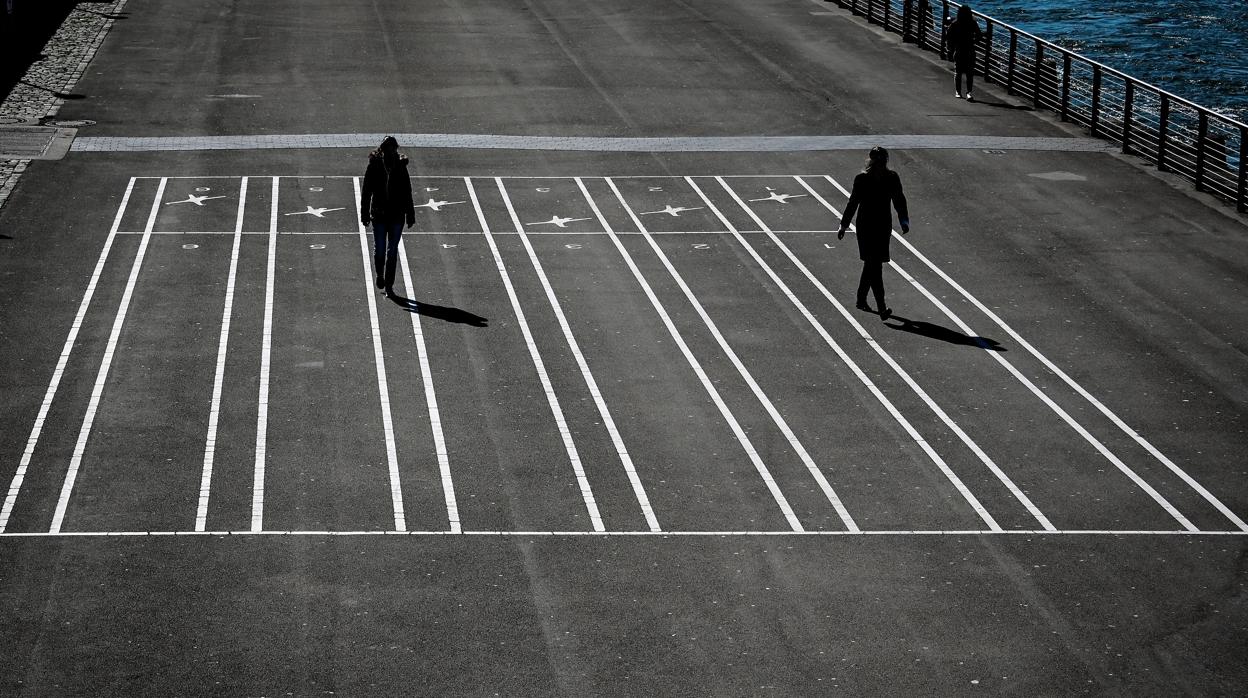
387, 293, 489, 327
0, 3, 127, 103
884, 314, 1005, 351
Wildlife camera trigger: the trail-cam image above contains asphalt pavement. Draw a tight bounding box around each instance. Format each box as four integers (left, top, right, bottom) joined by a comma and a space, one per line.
2, 0, 1247, 694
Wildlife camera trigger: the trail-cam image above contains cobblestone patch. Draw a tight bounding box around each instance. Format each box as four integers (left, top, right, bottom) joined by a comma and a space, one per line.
0, 0, 129, 212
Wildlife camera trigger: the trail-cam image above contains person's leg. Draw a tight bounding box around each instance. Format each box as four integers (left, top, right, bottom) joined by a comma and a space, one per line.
383, 223, 403, 292
965, 68, 974, 98
372, 223, 386, 287
856, 263, 872, 308
870, 262, 888, 316
955, 70, 963, 96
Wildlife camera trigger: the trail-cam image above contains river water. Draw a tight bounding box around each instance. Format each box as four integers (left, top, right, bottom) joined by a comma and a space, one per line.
963, 0, 1248, 123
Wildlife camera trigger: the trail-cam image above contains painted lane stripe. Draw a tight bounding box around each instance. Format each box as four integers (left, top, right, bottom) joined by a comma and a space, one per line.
396, 240, 462, 533
818, 175, 1212, 532
784, 175, 1056, 530
250, 177, 279, 532
195, 177, 248, 531
354, 178, 407, 532
604, 178, 807, 532
1, 529, 1245, 538
465, 178, 605, 532
698, 176, 1002, 532
49, 178, 167, 533
0, 178, 137, 533
497, 178, 660, 531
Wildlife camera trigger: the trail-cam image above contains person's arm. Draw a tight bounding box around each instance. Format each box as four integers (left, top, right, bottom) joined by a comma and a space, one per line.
837, 178, 861, 239
360, 161, 374, 225
892, 173, 910, 234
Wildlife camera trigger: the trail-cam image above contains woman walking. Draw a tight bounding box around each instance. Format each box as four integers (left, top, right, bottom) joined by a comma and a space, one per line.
945, 5, 983, 100
836, 146, 910, 320
359, 136, 415, 297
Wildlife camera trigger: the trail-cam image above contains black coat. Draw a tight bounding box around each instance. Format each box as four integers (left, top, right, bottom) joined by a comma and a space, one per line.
360, 153, 415, 225
946, 18, 982, 71
839, 169, 908, 263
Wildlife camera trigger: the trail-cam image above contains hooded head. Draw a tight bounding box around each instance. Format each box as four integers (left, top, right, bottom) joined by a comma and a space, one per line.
372, 136, 405, 165
864, 146, 890, 174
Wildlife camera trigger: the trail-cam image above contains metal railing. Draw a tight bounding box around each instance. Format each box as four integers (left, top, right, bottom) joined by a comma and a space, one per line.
828, 0, 1248, 213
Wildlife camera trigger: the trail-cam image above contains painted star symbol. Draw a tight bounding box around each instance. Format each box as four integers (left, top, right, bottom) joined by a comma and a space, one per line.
640, 205, 702, 217
284, 206, 346, 218
748, 191, 807, 204
525, 215, 592, 228
166, 194, 227, 206
415, 198, 465, 212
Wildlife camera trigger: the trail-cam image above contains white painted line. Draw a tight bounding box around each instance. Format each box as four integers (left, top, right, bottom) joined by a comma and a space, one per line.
697, 176, 1003, 532
195, 177, 248, 532
354, 178, 407, 532
49, 178, 167, 533
778, 175, 1058, 530
396, 238, 461, 533
0, 178, 138, 534
2, 528, 1245, 538
499, 178, 660, 532
818, 175, 1216, 532
604, 178, 808, 532
465, 178, 605, 532
251, 177, 279, 532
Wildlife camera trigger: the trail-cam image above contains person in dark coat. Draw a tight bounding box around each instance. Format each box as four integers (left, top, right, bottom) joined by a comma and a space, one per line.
359, 136, 416, 296
836, 147, 910, 320
945, 5, 983, 100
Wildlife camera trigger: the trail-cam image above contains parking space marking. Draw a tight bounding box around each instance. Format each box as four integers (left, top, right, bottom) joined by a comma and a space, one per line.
466, 178, 605, 532
498, 179, 661, 531
50, 178, 167, 533
0, 178, 138, 533
195, 177, 249, 532
603, 178, 809, 532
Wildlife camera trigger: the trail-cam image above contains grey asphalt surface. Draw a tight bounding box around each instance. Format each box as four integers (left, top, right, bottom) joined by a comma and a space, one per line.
2, 0, 1248, 694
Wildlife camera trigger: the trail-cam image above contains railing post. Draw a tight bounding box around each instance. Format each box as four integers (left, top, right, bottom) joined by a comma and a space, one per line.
1123, 80, 1135, 154
902, 0, 913, 41
983, 20, 994, 82
1032, 39, 1043, 108
939, 0, 949, 59
1090, 66, 1101, 137
867, 0, 875, 24
1006, 30, 1017, 94
1195, 111, 1208, 192
1060, 52, 1072, 122
884, 0, 892, 30
1158, 94, 1170, 172
1237, 126, 1247, 213
916, 0, 929, 46
850, 0, 860, 16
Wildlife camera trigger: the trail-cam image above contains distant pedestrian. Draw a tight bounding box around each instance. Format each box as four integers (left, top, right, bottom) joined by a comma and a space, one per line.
836, 147, 910, 320
945, 5, 983, 100
359, 136, 415, 297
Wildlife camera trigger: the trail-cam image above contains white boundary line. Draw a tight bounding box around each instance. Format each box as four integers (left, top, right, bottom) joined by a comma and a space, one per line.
602, 178, 808, 532
250, 177, 279, 532
2, 529, 1244, 538
49, 178, 167, 533
464, 178, 605, 532
396, 238, 462, 533
816, 174, 1216, 532
690, 176, 1005, 532
0, 178, 137, 533
497, 179, 662, 531
354, 178, 407, 532
195, 176, 248, 532
728, 175, 1056, 531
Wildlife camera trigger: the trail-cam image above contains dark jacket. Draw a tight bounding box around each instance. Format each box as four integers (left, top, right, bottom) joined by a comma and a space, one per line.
945, 18, 983, 70
840, 169, 908, 263
360, 153, 415, 226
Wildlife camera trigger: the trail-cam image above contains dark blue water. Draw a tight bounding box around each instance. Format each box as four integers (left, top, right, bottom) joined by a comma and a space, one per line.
964, 0, 1248, 123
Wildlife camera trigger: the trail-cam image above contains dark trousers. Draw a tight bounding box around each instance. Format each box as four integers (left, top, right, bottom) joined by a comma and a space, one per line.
955, 67, 975, 94
857, 261, 886, 309
372, 221, 403, 289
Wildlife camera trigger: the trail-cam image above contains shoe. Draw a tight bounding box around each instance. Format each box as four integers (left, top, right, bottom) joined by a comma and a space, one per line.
955, 91, 962, 98
384, 285, 395, 298
966, 93, 974, 101
375, 275, 385, 289
879, 307, 892, 320
855, 301, 870, 311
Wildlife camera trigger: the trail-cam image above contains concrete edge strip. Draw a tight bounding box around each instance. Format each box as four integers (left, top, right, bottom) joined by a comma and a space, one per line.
68, 133, 1116, 153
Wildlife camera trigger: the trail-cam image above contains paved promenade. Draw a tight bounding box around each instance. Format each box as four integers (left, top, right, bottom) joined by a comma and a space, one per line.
1, 0, 1246, 694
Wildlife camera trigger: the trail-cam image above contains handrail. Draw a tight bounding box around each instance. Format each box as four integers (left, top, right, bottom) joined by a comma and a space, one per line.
826, 0, 1248, 213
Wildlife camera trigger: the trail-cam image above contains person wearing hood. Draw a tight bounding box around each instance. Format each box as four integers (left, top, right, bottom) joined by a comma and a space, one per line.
359, 136, 416, 297
836, 146, 910, 320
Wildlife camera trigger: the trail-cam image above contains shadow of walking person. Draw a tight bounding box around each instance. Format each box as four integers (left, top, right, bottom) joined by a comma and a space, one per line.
885, 315, 1005, 351
388, 293, 488, 328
